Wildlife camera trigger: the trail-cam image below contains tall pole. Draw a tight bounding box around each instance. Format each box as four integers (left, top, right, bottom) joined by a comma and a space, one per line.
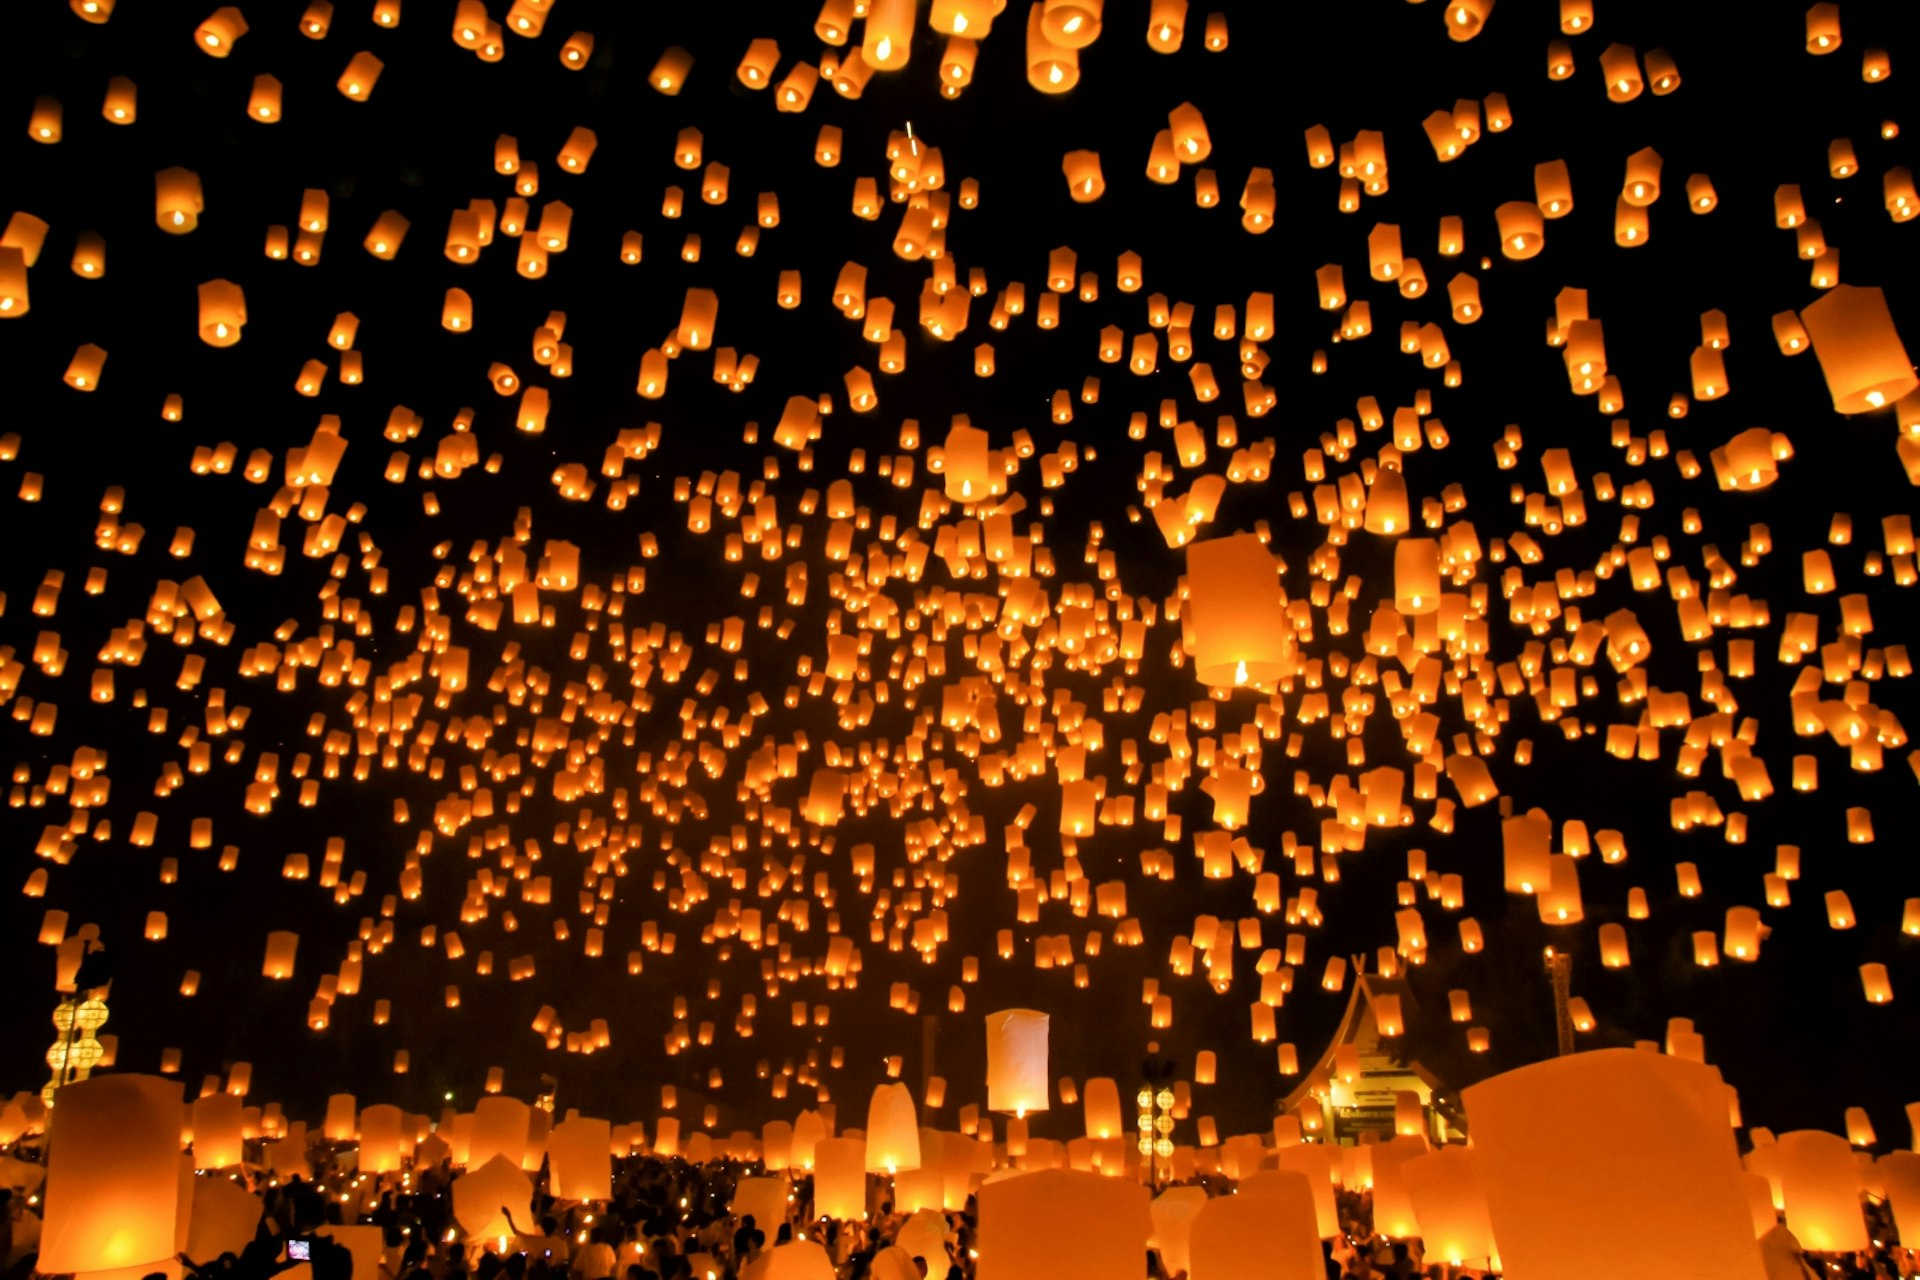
920, 1015, 937, 1100
1543, 947, 1575, 1056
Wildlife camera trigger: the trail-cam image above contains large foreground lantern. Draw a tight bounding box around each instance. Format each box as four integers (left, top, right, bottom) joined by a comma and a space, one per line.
1774, 1130, 1868, 1252
1191, 1170, 1323, 1278
39, 1073, 184, 1277
1800, 284, 1918, 413
976, 1168, 1150, 1280
986, 1009, 1050, 1116
1183, 533, 1291, 688
1403, 1146, 1496, 1266
1149, 1187, 1208, 1275
1462, 1049, 1765, 1279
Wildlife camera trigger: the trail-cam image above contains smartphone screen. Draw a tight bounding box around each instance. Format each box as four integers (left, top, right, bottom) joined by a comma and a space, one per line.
288, 1240, 311, 1261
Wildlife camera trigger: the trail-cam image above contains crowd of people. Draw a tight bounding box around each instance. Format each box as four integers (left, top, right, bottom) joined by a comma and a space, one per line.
6, 1145, 1919, 1279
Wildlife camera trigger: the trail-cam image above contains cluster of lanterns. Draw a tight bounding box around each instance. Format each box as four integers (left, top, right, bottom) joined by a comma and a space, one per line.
3, 1, 1919, 1269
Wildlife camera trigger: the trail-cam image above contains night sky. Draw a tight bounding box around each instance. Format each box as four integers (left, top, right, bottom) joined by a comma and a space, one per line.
3, 0, 1917, 1151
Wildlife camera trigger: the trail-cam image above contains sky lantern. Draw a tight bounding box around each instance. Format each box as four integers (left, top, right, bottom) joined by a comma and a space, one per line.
813, 1136, 868, 1219
986, 1009, 1049, 1116
1061, 151, 1105, 202
197, 280, 246, 347
649, 46, 693, 93
194, 7, 247, 55
1191, 1174, 1323, 1277
192, 1091, 246, 1168
942, 422, 991, 500
1800, 285, 1918, 412
1027, 4, 1080, 91
1183, 534, 1291, 688
977, 1169, 1151, 1280
549, 1115, 613, 1201
1040, 0, 1102, 48
865, 1082, 921, 1172
1775, 1130, 1868, 1251
155, 167, 204, 234
1464, 1051, 1765, 1279
1403, 1147, 1496, 1267
38, 1074, 184, 1277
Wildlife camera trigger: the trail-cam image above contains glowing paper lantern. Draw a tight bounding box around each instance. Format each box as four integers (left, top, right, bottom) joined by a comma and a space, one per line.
866, 1083, 922, 1172
1184, 534, 1291, 687
191, 1091, 245, 1169
196, 280, 246, 346
186, 1176, 263, 1263
470, 1095, 530, 1169
976, 1169, 1151, 1280
1149, 1187, 1209, 1276
863, 0, 915, 69
1190, 1169, 1323, 1278
1774, 1130, 1868, 1252
548, 1115, 611, 1201
813, 1136, 868, 1220
39, 1074, 184, 1276
986, 1009, 1050, 1115
1370, 1136, 1427, 1238
1800, 285, 1918, 413
322, 1092, 357, 1141
752, 1242, 838, 1280
452, 1153, 531, 1240
357, 1103, 405, 1174
943, 422, 992, 500
1462, 1049, 1765, 1279
1404, 1146, 1496, 1266
1082, 1078, 1122, 1140
1882, 1152, 1920, 1248
1394, 539, 1441, 615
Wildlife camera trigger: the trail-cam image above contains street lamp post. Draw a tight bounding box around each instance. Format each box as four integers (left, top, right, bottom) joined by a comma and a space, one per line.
1138, 1048, 1178, 1188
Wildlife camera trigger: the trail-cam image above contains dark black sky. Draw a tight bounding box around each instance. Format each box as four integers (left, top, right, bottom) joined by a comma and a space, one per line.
2, 0, 1916, 1153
